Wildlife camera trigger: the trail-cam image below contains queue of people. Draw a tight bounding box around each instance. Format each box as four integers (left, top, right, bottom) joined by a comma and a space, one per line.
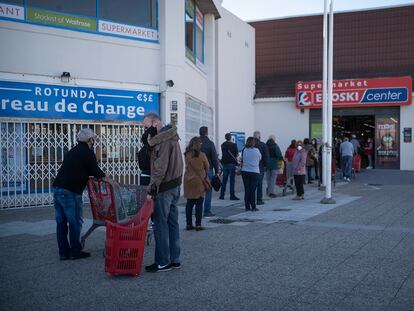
53, 118, 372, 273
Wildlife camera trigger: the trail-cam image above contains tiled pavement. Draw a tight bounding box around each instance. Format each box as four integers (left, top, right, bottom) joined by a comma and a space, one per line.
0, 169, 413, 310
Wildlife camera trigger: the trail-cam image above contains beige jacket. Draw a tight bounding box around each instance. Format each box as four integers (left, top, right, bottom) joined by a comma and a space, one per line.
184, 152, 209, 199
148, 125, 184, 193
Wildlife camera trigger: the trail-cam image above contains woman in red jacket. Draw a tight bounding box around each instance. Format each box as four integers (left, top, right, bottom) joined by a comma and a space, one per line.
284, 140, 297, 188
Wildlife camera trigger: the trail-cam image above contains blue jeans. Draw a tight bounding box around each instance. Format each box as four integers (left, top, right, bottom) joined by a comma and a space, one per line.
220, 163, 236, 197
53, 187, 83, 258
256, 171, 265, 202
341, 156, 353, 179
153, 186, 181, 266
203, 169, 214, 214
241, 171, 260, 210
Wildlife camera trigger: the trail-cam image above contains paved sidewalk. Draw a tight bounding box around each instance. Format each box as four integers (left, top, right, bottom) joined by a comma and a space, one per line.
1, 169, 414, 310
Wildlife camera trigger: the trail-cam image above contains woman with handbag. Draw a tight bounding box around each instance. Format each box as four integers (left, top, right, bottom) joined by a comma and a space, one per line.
241, 137, 262, 211
184, 137, 210, 231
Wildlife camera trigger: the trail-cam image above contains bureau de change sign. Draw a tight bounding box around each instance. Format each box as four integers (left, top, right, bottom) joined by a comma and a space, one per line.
295, 76, 412, 109
0, 80, 159, 121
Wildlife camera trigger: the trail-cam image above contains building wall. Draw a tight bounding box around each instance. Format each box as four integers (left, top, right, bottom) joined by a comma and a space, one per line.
255, 96, 414, 171
0, 20, 160, 92
400, 94, 414, 170
215, 7, 255, 153
254, 98, 310, 154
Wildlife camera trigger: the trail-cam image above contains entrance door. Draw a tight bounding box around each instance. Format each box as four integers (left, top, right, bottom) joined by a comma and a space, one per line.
310, 107, 400, 169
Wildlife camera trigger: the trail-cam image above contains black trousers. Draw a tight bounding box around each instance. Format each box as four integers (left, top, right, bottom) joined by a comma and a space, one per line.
241, 171, 260, 210
294, 175, 305, 196
186, 198, 204, 226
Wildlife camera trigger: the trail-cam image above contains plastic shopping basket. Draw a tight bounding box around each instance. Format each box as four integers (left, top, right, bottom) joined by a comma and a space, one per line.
81, 178, 148, 248
105, 197, 154, 276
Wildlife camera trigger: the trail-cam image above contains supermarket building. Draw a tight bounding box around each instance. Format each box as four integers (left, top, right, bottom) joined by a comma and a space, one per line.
250, 5, 414, 172
0, 0, 256, 208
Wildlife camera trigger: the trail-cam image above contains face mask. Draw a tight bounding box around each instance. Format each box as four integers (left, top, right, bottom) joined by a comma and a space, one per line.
145, 126, 158, 138
297, 146, 303, 151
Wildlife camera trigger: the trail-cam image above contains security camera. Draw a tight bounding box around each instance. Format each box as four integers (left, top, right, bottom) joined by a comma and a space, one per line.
166, 80, 174, 87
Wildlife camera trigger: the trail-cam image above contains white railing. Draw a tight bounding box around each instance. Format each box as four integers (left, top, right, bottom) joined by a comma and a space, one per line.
0, 120, 143, 208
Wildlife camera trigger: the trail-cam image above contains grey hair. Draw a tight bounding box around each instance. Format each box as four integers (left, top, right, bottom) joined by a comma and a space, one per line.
77, 128, 95, 142
144, 112, 161, 121
253, 131, 261, 139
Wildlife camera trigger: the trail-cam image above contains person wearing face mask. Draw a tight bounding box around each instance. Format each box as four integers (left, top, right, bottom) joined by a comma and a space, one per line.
52, 128, 106, 260
291, 140, 307, 200
138, 126, 157, 186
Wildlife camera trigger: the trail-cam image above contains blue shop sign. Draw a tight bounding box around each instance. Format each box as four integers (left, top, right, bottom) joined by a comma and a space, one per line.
230, 131, 246, 152
0, 81, 159, 121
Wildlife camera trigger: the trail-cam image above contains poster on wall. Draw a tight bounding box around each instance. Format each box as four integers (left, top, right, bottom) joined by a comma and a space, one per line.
375, 117, 399, 168
1, 123, 27, 193
230, 132, 246, 153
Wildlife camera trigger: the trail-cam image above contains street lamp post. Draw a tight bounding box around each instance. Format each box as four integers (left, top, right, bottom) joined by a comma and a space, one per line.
321, 0, 336, 204
320, 0, 328, 191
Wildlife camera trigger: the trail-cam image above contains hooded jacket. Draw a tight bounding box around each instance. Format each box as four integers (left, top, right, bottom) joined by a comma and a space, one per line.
148, 125, 183, 193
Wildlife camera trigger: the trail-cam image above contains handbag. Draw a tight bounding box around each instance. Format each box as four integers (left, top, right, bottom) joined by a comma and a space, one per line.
211, 175, 222, 192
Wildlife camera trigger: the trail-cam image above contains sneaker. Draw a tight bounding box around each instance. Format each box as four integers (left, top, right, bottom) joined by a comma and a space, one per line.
59, 255, 70, 261
195, 225, 205, 231
171, 262, 181, 269
257, 200, 264, 205
145, 263, 172, 273
204, 212, 215, 218
186, 225, 194, 231
70, 251, 91, 260
219, 196, 225, 200
230, 196, 240, 200
346, 178, 351, 182
252, 208, 259, 211
343, 177, 347, 181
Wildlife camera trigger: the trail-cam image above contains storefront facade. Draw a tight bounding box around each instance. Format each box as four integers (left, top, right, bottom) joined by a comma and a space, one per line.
0, 0, 256, 208
251, 5, 414, 172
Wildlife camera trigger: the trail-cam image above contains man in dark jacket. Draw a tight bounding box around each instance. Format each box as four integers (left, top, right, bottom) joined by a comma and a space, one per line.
144, 113, 184, 273
53, 128, 105, 260
253, 131, 269, 205
220, 133, 239, 200
200, 126, 220, 217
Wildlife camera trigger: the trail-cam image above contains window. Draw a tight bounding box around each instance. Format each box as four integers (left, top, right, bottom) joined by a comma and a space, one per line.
185, 98, 213, 145
100, 0, 156, 28
27, 0, 96, 18
1, 0, 24, 5
185, 0, 195, 62
5, 1, 158, 41
185, 0, 204, 64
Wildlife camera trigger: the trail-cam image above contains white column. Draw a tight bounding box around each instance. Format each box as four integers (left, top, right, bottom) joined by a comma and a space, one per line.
321, 0, 329, 190
321, 0, 336, 204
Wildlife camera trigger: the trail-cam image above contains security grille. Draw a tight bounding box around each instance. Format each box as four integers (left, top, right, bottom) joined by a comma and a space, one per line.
0, 120, 143, 209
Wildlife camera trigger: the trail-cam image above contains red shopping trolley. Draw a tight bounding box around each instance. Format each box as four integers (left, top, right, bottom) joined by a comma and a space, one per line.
276, 160, 294, 196
105, 197, 154, 276
81, 178, 151, 248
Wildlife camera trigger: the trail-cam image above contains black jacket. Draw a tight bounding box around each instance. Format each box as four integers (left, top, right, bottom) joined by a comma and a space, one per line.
53, 142, 105, 195
254, 138, 269, 173
221, 141, 238, 165
200, 135, 219, 174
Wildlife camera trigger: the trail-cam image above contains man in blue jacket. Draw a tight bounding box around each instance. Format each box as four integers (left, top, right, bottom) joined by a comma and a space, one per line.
253, 131, 269, 205
200, 126, 220, 217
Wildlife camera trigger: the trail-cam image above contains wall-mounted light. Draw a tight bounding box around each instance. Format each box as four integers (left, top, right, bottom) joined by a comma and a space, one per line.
61, 72, 71, 83
166, 80, 174, 87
